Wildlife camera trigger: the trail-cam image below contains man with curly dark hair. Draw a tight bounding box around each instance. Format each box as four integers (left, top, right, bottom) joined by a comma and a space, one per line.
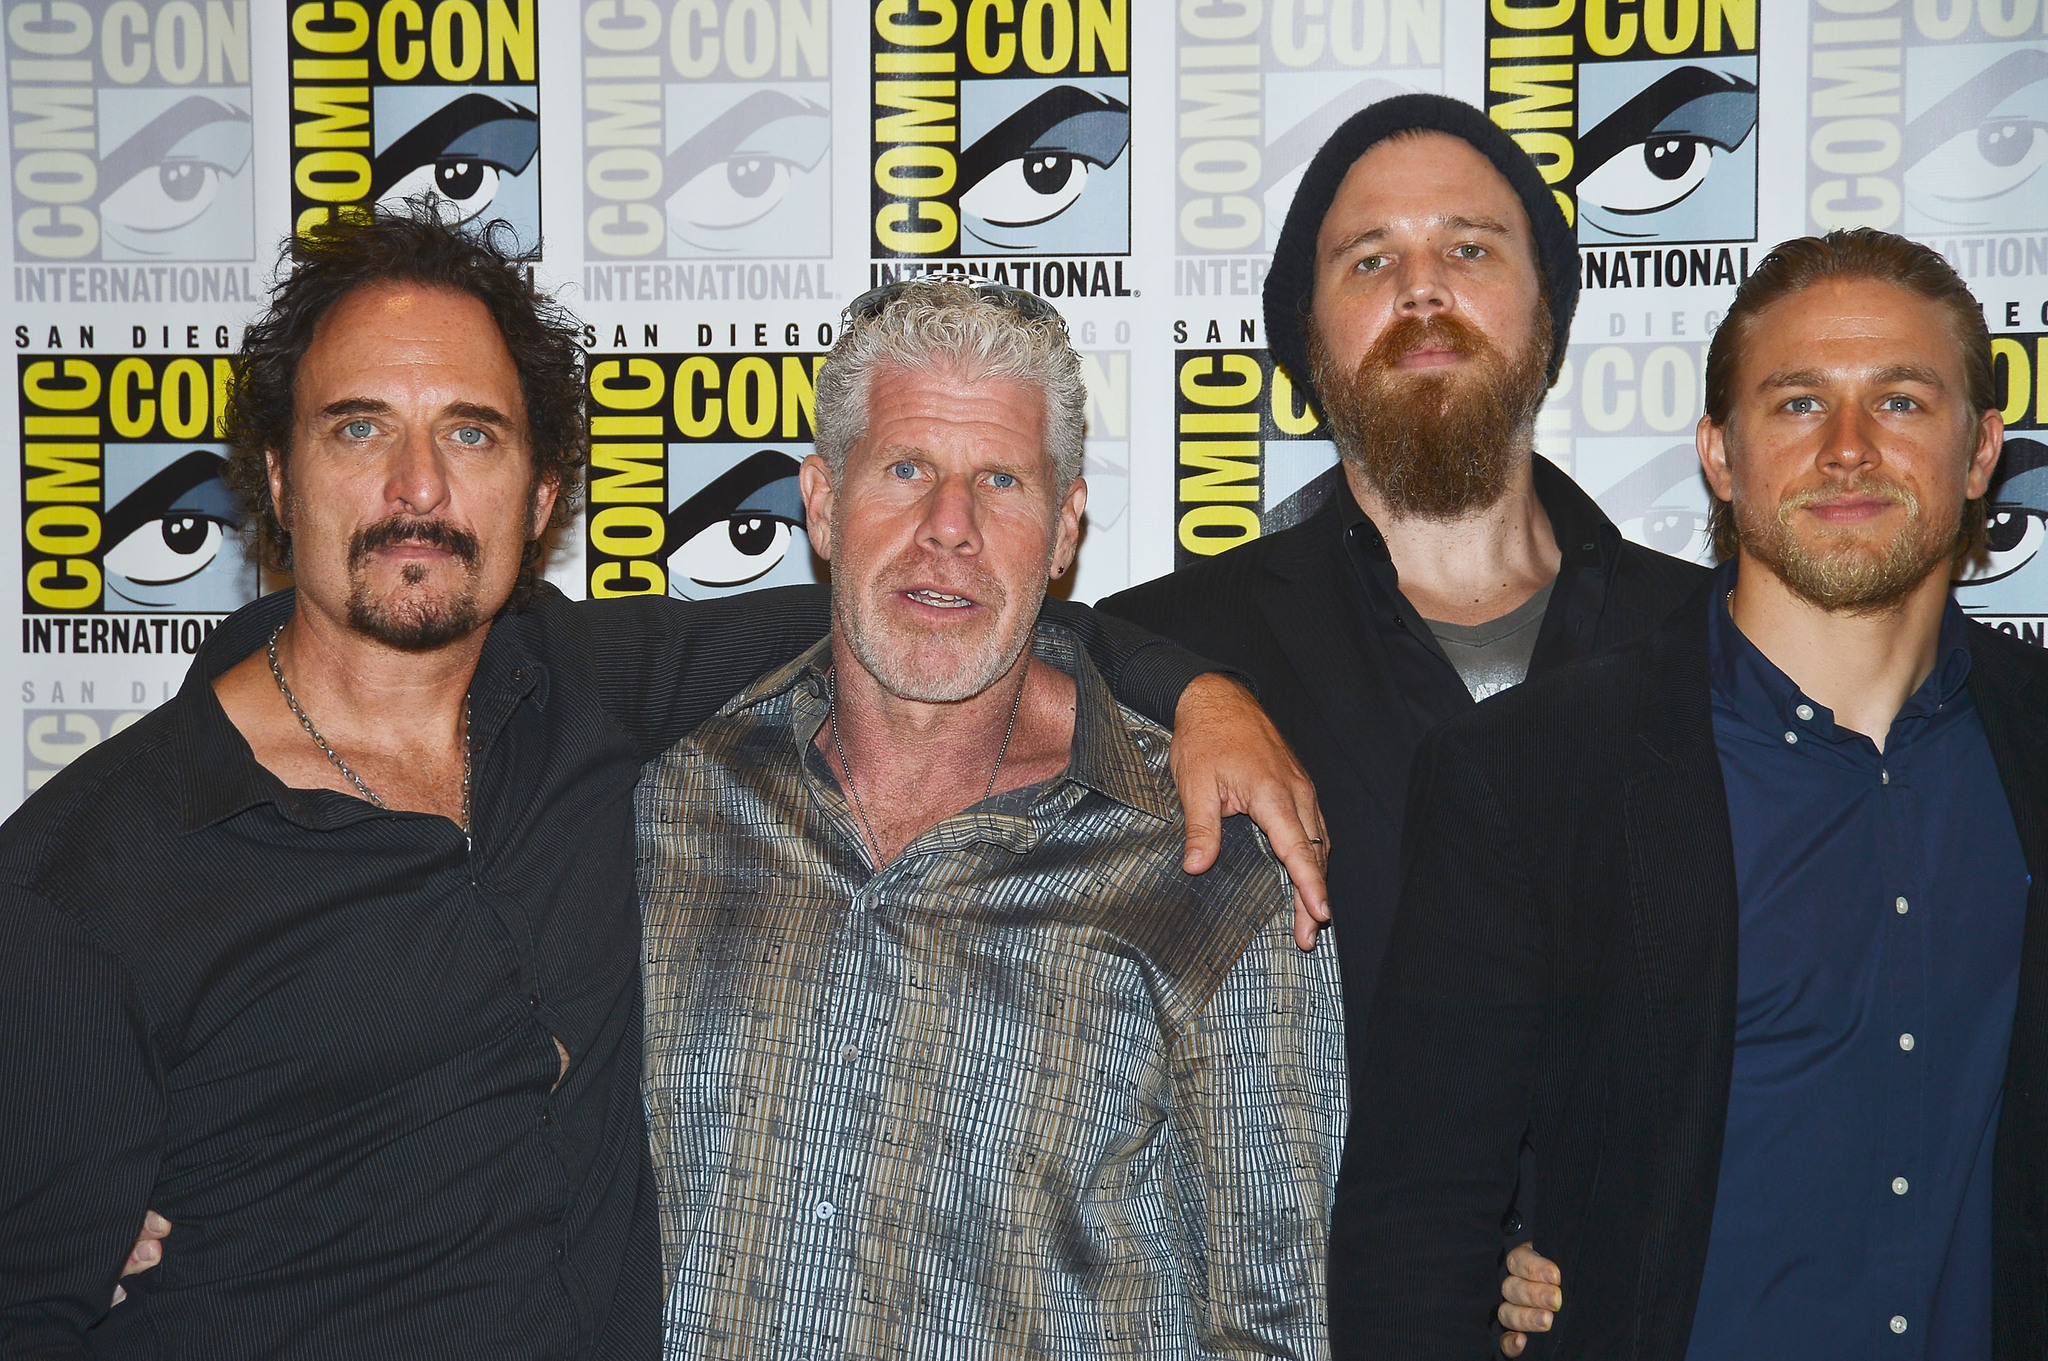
0, 205, 1326, 1359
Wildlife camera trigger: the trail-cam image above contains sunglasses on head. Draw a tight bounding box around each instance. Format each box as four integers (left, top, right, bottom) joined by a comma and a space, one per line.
840, 278, 1067, 332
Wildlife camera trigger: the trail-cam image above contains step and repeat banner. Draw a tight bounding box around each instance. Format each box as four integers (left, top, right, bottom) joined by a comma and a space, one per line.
4, 0, 2046, 806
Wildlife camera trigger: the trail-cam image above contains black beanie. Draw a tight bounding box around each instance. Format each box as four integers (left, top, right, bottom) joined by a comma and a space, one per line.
1263, 93, 1580, 404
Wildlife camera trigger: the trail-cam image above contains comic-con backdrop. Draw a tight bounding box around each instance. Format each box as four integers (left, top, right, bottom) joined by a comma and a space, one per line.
4, 0, 2045, 807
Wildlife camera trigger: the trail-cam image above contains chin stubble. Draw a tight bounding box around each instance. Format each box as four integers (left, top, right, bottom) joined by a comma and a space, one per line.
1736, 475, 1955, 615
343, 515, 486, 651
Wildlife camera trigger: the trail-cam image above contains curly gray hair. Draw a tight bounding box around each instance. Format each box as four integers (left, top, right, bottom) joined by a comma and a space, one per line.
812, 280, 1086, 491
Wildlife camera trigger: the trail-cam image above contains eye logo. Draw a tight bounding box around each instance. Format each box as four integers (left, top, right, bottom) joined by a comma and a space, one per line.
371, 92, 540, 230
1576, 62, 1758, 244
102, 446, 244, 605
101, 446, 254, 613
96, 95, 253, 258
665, 88, 831, 257
1591, 441, 1716, 564
1960, 438, 2048, 613
664, 449, 815, 599
1904, 48, 2048, 233
959, 82, 1130, 253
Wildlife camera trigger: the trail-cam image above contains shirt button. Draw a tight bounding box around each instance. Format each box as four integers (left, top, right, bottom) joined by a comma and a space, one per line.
842, 1045, 858, 1063
1892, 1176, 1909, 1195
815, 1200, 836, 1221
1891, 1315, 1908, 1335
1795, 703, 1815, 721
1896, 896, 1909, 914
511, 667, 527, 682
1882, 769, 1891, 785
1900, 1033, 1915, 1051
1784, 731, 1799, 744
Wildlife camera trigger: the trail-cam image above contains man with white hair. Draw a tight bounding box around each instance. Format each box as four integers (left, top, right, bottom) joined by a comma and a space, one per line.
635, 280, 1344, 1358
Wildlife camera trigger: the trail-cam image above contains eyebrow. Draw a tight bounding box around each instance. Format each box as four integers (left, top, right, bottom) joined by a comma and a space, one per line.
1324, 214, 1517, 262
1759, 364, 1947, 391
318, 398, 515, 426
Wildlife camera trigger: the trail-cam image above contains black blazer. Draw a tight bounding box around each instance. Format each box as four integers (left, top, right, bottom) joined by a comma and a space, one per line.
1098, 465, 1706, 1089
1329, 584, 2048, 1360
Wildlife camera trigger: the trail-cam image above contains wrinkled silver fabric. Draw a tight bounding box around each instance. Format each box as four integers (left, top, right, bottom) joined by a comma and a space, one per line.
636, 626, 1346, 1360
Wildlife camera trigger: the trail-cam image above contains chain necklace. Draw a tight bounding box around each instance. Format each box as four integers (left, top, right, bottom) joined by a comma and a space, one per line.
826, 661, 1028, 864
267, 622, 472, 834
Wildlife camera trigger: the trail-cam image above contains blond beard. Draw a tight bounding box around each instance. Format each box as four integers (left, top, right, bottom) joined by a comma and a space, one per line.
1736, 473, 1956, 614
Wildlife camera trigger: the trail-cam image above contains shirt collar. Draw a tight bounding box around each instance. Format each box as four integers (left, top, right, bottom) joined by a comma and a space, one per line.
756, 619, 1180, 837
1332, 454, 1620, 572
172, 589, 548, 833
1706, 557, 1975, 746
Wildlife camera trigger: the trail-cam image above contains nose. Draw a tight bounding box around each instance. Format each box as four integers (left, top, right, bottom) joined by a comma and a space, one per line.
917, 470, 983, 557
384, 425, 453, 516
1394, 251, 1451, 318
1818, 404, 1882, 477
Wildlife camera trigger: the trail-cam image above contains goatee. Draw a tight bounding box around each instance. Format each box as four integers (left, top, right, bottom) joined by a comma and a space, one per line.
1736, 473, 1954, 615
345, 515, 486, 650
1310, 307, 1552, 521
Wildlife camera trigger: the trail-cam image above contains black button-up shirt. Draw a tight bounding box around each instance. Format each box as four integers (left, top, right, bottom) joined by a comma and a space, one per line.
0, 584, 1211, 1360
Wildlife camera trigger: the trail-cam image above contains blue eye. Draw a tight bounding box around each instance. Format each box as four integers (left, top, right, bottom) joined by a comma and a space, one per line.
345, 419, 374, 438
989, 472, 1017, 488
891, 461, 917, 480
454, 426, 485, 445
1787, 397, 1818, 414
1883, 396, 1917, 412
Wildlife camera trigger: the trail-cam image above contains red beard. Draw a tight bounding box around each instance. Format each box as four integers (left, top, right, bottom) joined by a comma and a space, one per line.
1310, 307, 1552, 521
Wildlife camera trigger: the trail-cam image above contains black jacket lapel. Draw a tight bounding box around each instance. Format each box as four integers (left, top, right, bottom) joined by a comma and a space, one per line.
1256, 522, 1416, 831
1973, 628, 2048, 1361
1614, 586, 1742, 1356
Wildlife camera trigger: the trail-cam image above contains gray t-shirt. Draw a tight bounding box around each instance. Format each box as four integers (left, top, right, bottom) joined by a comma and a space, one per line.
1422, 579, 1555, 701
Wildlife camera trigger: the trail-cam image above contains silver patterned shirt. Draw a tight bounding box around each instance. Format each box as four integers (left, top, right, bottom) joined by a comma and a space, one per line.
636, 625, 1346, 1360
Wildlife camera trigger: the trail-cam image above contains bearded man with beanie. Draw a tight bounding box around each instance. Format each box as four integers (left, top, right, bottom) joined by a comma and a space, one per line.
1097, 92, 1706, 1348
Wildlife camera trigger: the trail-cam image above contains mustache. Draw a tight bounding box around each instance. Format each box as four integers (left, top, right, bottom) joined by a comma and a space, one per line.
1777, 473, 1918, 521
348, 516, 482, 570
1362, 312, 1489, 371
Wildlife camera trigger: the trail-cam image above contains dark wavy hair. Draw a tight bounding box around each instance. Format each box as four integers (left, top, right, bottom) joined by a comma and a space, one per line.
1703, 229, 1992, 562
223, 203, 587, 608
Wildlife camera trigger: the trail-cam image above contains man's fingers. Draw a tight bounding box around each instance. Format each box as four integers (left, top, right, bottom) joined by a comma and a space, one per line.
1181, 775, 1223, 875
1501, 1275, 1562, 1311
141, 1211, 171, 1238
1292, 890, 1320, 951
1499, 1327, 1526, 1357
121, 1239, 161, 1275
112, 1284, 127, 1307
1505, 1242, 1561, 1287
1499, 1304, 1554, 1334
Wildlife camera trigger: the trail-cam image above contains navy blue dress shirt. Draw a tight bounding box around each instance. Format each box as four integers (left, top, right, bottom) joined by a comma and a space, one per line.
1687, 563, 2032, 1360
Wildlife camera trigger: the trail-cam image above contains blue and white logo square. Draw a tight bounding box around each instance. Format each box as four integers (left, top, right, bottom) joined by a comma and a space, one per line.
663, 82, 829, 257
1576, 56, 1758, 245
662, 443, 822, 599
958, 76, 1129, 255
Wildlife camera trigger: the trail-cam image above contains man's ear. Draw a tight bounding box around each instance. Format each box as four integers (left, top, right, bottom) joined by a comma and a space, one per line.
530, 471, 561, 540
799, 454, 835, 562
265, 447, 290, 536
1051, 477, 1087, 579
1966, 405, 2004, 502
1697, 415, 1735, 502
